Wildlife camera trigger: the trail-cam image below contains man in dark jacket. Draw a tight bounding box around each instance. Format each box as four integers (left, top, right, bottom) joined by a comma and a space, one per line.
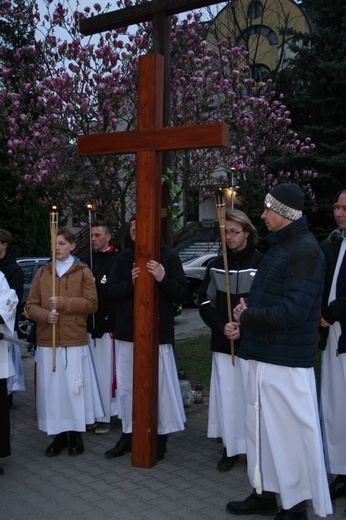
105, 215, 189, 462
0, 229, 25, 410
86, 222, 118, 434
0, 229, 24, 309
226, 184, 331, 520
199, 209, 262, 472
319, 189, 346, 500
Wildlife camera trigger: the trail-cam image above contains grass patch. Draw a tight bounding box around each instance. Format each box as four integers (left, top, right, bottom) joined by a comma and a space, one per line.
174, 334, 322, 395
174, 334, 321, 395
174, 334, 212, 390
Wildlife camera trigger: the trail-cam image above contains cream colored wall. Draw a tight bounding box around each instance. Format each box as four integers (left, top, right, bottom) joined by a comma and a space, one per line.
207, 0, 310, 72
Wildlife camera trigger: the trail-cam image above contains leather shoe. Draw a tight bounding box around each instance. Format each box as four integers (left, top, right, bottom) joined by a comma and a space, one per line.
226, 491, 277, 516
68, 431, 84, 456
105, 436, 132, 459
0, 466, 4, 475
45, 432, 69, 457
275, 508, 307, 520
329, 475, 346, 499
217, 448, 239, 472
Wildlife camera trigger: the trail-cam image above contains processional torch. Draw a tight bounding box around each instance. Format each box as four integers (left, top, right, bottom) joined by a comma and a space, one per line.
50, 205, 59, 372
87, 203, 96, 345
215, 189, 235, 366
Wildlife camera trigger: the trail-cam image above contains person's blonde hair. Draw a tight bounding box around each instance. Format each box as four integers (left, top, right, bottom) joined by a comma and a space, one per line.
226, 208, 258, 245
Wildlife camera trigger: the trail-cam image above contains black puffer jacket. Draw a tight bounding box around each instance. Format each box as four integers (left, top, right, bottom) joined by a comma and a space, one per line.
238, 217, 324, 368
199, 242, 263, 355
107, 242, 189, 344
319, 231, 346, 354
0, 250, 24, 304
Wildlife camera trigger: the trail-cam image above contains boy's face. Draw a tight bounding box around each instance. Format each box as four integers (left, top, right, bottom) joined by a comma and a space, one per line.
55, 235, 75, 262
91, 226, 111, 252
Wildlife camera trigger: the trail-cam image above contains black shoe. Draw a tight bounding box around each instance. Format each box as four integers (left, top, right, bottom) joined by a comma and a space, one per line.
226, 491, 277, 516
0, 466, 4, 476
157, 434, 168, 462
68, 431, 84, 456
274, 508, 307, 520
217, 448, 239, 472
105, 433, 132, 459
329, 475, 346, 500
45, 432, 69, 457
8, 393, 14, 412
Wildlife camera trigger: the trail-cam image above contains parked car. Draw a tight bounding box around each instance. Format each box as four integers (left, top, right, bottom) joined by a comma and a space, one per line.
182, 253, 217, 307
16, 257, 50, 337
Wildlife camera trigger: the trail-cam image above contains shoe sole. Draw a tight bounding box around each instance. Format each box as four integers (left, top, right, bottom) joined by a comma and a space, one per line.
226, 508, 277, 516
105, 448, 131, 459
218, 464, 235, 472
69, 450, 84, 456
226, 505, 277, 516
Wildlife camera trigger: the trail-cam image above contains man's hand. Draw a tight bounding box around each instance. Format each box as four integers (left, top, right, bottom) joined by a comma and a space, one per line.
132, 264, 140, 284
320, 316, 330, 328
233, 297, 247, 323
146, 261, 165, 282
224, 321, 240, 341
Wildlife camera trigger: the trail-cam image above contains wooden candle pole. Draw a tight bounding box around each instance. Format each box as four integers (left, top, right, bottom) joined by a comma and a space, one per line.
87, 203, 96, 345
215, 189, 235, 365
49, 206, 59, 372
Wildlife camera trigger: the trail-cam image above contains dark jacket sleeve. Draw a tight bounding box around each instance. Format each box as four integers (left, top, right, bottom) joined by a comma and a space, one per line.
7, 264, 24, 305
199, 260, 228, 337
107, 253, 134, 303
159, 248, 189, 304
241, 243, 324, 332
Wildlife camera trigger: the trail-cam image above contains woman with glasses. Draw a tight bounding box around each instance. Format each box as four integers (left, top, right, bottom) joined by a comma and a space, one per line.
199, 209, 262, 472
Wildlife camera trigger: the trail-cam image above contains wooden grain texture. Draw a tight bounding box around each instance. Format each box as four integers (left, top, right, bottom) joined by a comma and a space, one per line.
132, 55, 162, 468
78, 123, 229, 155
80, 0, 223, 35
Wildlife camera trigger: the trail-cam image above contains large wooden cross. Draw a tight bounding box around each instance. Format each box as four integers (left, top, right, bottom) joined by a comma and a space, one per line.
79, 1, 228, 469
80, 0, 224, 245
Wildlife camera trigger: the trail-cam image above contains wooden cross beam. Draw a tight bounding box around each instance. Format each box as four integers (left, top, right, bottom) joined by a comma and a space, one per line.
78, 1, 228, 469
80, 0, 224, 35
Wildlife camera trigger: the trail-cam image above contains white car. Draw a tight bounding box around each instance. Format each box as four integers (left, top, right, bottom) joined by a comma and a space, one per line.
182, 253, 218, 307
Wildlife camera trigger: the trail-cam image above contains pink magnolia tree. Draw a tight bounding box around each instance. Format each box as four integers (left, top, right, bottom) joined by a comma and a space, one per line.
169, 12, 317, 221
0, 0, 316, 243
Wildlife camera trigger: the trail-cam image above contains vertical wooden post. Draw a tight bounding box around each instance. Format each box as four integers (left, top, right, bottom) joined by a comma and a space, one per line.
132, 54, 163, 466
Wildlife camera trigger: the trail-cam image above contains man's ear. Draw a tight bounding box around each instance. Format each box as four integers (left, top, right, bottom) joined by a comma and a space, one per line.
71, 242, 76, 251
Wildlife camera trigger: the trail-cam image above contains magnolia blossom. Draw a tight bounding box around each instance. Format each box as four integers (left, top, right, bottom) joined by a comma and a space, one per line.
0, 0, 317, 230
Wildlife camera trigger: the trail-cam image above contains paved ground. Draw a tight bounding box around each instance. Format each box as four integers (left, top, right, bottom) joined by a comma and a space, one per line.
1, 310, 345, 520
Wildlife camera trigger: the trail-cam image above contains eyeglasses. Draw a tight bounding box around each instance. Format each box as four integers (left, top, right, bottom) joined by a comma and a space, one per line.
225, 230, 244, 237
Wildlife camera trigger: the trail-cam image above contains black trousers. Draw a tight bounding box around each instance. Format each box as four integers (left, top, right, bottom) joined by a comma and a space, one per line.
0, 378, 10, 457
